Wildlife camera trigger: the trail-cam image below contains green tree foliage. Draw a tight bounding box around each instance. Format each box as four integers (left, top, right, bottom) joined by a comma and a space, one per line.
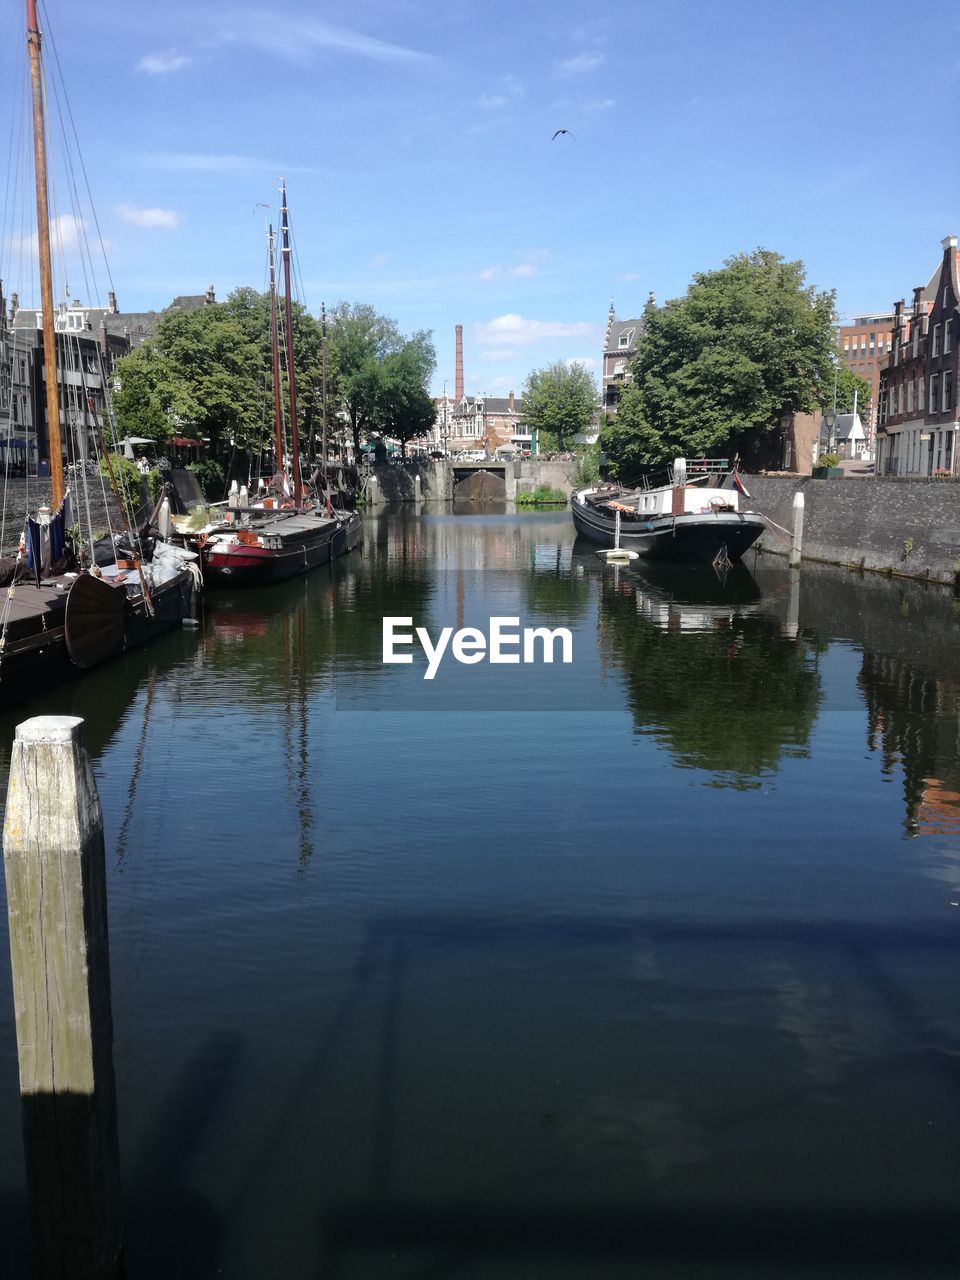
327, 303, 403, 456
111, 289, 324, 461
379, 332, 437, 456
828, 359, 872, 417
521, 360, 596, 452
603, 250, 837, 475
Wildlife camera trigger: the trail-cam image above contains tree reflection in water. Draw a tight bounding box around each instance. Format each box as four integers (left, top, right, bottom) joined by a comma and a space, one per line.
589, 556, 822, 787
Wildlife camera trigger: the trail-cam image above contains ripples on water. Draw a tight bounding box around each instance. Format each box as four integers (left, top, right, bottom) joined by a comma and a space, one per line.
0, 509, 959, 1278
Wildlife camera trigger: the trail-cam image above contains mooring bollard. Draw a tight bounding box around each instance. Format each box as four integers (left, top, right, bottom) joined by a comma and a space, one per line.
789, 491, 805, 568
3, 716, 123, 1279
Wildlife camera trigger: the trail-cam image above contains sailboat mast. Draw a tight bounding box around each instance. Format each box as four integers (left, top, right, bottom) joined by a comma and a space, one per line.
279, 182, 302, 507
26, 0, 64, 508
321, 301, 328, 482
267, 224, 284, 484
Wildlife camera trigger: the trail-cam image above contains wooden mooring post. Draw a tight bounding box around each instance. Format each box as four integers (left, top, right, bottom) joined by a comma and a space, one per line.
3, 716, 123, 1278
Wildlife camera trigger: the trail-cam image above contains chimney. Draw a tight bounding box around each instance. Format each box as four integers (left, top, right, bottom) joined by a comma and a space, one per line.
942, 235, 958, 252
107, 289, 118, 314
455, 324, 464, 401
205, 284, 216, 305
508, 390, 515, 412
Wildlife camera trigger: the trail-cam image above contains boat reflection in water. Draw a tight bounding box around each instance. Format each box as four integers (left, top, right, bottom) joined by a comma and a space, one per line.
572, 541, 820, 787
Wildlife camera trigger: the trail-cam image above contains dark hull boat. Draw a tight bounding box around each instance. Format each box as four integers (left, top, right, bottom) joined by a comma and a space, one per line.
572, 459, 764, 566
0, 544, 198, 708
199, 508, 361, 587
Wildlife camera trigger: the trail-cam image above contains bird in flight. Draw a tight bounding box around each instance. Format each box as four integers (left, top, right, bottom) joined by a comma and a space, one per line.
551, 128, 574, 140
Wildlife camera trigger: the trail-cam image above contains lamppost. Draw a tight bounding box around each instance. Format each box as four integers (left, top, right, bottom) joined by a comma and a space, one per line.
821, 408, 838, 456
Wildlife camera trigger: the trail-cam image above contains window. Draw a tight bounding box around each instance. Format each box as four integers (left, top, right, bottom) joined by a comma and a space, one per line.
945, 370, 954, 412
930, 374, 939, 414
945, 320, 953, 354
907, 380, 914, 412
932, 324, 941, 357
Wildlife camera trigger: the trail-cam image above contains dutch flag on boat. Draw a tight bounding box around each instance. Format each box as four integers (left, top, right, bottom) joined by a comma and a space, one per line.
733, 472, 750, 498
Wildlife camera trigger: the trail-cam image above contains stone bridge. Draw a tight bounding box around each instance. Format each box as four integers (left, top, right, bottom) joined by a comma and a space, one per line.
365, 457, 580, 506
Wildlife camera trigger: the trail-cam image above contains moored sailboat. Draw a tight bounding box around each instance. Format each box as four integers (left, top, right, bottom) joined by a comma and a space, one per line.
0, 1, 199, 707
182, 184, 360, 587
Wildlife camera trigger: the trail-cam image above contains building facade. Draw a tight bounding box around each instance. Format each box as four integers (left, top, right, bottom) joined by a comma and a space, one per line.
442, 392, 525, 454
876, 236, 959, 477
838, 311, 894, 450
602, 293, 655, 414
2, 287, 217, 475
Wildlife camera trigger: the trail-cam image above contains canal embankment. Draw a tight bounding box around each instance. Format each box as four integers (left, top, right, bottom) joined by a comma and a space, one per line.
748, 475, 960, 586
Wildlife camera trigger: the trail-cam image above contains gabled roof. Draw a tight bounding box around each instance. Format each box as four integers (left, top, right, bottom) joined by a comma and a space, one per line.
605, 317, 642, 355
835, 413, 864, 441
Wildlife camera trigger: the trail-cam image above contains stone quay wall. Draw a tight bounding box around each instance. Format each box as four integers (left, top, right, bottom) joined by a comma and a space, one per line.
746, 475, 960, 586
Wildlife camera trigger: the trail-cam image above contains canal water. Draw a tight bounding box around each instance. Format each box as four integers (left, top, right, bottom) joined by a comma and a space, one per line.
1, 508, 959, 1277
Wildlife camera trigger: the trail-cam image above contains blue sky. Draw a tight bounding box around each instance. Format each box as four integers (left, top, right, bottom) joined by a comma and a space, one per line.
2, 0, 957, 397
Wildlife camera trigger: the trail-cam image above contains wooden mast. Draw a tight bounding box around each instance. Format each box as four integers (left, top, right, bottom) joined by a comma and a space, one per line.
26, 0, 64, 508
267, 224, 285, 487
321, 301, 328, 483
279, 182, 302, 507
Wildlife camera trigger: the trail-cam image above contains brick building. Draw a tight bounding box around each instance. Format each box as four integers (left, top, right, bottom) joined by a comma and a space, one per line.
838, 311, 894, 450
876, 236, 959, 477
443, 392, 525, 453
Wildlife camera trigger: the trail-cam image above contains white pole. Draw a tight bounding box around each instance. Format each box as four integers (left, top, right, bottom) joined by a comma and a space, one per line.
789, 492, 804, 567
614, 509, 621, 550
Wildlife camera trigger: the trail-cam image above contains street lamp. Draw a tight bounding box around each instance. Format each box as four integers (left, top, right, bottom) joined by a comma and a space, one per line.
821, 409, 838, 455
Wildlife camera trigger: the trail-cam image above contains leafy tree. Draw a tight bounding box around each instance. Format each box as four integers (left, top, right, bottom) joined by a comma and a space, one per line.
111, 343, 178, 444
328, 303, 402, 457
112, 289, 325, 464
521, 360, 596, 452
827, 359, 872, 417
603, 249, 837, 475
379, 332, 437, 456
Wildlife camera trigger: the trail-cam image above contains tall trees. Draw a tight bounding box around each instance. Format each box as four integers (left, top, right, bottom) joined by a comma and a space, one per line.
379, 333, 437, 456
521, 360, 596, 451
327, 303, 402, 457
112, 288, 323, 458
603, 250, 838, 473
112, 292, 435, 463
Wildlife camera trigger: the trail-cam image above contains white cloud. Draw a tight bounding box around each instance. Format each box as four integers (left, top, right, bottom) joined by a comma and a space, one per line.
618, 272, 642, 282
566, 356, 598, 370
214, 12, 433, 66
137, 51, 191, 74
488, 376, 513, 390
479, 349, 519, 360
477, 77, 524, 111
11, 213, 84, 255
556, 51, 604, 75
479, 261, 540, 281
117, 204, 180, 229
368, 254, 390, 269
476, 313, 595, 346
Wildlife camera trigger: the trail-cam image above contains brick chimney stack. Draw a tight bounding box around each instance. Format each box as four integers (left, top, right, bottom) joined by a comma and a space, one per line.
107, 290, 118, 314
455, 324, 464, 401
508, 390, 515, 412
